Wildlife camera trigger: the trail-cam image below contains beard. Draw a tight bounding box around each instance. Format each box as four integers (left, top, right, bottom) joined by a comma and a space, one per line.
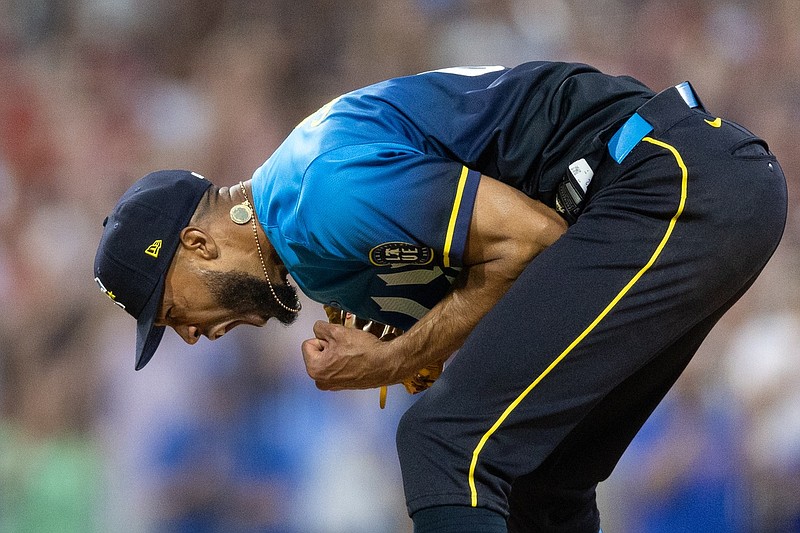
202, 269, 300, 326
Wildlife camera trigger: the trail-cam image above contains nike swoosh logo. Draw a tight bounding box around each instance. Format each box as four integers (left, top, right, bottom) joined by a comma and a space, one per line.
704, 117, 722, 128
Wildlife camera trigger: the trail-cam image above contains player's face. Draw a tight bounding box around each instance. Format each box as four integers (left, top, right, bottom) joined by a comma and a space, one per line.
155, 262, 298, 345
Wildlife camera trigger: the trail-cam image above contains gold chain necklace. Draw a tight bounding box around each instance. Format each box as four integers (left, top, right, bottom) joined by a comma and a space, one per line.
238, 181, 301, 313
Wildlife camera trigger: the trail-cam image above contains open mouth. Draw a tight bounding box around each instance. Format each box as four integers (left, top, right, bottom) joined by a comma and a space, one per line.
209, 317, 267, 340
223, 320, 244, 335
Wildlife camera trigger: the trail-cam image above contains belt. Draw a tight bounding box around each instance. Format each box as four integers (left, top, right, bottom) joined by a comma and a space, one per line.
607, 81, 701, 164
555, 81, 702, 224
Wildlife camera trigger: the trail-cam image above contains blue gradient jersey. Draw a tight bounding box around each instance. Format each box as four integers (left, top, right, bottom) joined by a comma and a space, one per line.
250, 62, 653, 329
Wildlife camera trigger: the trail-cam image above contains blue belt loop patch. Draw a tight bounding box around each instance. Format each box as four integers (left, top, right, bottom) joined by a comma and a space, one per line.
608, 112, 653, 164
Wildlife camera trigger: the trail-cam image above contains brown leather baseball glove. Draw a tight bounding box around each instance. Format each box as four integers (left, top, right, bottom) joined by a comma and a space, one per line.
323, 305, 443, 406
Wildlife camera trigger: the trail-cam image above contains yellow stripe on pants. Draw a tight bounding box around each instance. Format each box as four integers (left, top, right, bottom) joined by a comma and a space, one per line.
468, 137, 689, 507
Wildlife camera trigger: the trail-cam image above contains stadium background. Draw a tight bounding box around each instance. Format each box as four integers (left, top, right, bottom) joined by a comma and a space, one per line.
0, 0, 798, 531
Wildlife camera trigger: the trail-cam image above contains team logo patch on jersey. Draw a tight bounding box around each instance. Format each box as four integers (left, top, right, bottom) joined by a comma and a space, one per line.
369, 242, 434, 266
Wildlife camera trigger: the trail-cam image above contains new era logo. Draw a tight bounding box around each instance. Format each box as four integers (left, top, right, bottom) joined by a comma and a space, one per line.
145, 240, 162, 258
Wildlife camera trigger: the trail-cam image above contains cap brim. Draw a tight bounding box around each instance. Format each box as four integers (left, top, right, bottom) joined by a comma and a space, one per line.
135, 275, 167, 371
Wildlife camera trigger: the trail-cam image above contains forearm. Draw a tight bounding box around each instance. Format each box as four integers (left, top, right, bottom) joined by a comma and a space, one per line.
382, 177, 567, 379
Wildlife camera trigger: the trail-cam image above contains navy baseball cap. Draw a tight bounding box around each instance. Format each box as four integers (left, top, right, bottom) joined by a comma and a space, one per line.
94, 170, 213, 370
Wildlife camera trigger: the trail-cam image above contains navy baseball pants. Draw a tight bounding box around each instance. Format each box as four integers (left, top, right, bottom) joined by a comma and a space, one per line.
397, 86, 787, 532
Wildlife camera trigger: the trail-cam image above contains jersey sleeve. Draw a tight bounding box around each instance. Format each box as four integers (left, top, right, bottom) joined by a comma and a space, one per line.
293, 143, 480, 268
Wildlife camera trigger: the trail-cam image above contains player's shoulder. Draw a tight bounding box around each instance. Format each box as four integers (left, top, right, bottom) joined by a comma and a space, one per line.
299, 142, 422, 213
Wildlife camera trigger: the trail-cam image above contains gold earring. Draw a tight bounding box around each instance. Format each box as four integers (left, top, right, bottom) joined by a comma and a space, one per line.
230, 203, 253, 225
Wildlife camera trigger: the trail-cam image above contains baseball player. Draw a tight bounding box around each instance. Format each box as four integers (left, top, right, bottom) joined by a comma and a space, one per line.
94, 61, 787, 532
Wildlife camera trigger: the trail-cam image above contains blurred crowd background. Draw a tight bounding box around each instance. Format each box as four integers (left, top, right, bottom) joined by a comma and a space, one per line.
0, 0, 798, 531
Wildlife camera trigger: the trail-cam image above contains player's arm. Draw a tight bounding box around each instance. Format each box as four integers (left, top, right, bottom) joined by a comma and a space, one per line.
302, 174, 567, 390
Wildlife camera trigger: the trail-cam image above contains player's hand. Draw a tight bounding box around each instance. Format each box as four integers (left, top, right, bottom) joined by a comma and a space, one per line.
301, 320, 403, 390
